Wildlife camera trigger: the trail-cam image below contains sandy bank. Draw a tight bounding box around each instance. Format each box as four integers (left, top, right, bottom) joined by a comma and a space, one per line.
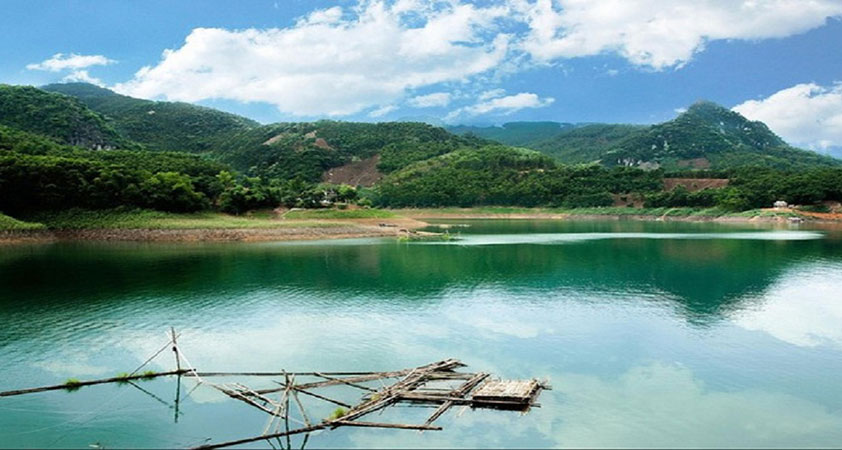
0, 217, 429, 244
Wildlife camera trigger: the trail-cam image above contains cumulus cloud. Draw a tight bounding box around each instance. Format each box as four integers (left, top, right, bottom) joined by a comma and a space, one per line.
26, 53, 115, 72
733, 82, 842, 150
114, 2, 509, 116
733, 263, 842, 347
61, 70, 106, 87
447, 91, 555, 121
368, 104, 397, 118
407, 92, 451, 108
100, 0, 842, 117
512, 0, 842, 69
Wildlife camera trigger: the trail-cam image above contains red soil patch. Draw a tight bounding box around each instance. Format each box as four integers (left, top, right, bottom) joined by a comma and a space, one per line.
664, 178, 729, 192
677, 158, 711, 169
322, 155, 384, 187
313, 138, 332, 150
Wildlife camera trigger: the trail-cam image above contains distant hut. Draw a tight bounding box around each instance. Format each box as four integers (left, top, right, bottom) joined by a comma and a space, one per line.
774, 200, 788, 209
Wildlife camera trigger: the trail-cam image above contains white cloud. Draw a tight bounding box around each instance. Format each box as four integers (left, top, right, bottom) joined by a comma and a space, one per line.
478, 88, 506, 101
733, 82, 842, 150
26, 53, 115, 72
733, 263, 842, 347
368, 104, 397, 118
407, 91, 451, 108
89, 0, 842, 117
114, 2, 510, 116
513, 0, 842, 70
447, 92, 555, 120
61, 70, 106, 87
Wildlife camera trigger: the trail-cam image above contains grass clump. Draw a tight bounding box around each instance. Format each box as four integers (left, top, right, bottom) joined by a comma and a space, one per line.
24, 208, 343, 230
326, 407, 348, 421
283, 208, 397, 220
63, 378, 82, 391
115, 372, 132, 384
0, 212, 45, 231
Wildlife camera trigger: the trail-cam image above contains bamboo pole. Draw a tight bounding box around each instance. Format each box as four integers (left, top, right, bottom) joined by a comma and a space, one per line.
171, 327, 182, 373
0, 370, 190, 397
333, 420, 443, 431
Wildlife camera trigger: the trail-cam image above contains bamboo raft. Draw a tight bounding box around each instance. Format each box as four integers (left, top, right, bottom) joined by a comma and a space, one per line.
0, 330, 549, 449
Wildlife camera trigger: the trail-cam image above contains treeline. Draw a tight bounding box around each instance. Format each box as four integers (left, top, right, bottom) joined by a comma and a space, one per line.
374, 146, 662, 207
647, 167, 842, 210
0, 124, 358, 215
212, 121, 486, 181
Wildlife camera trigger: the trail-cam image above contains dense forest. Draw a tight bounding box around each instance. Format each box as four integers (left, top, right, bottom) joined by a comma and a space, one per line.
450, 102, 841, 171
1, 82, 841, 221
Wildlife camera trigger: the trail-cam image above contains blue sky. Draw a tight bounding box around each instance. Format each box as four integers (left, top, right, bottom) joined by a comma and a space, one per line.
2, 0, 841, 151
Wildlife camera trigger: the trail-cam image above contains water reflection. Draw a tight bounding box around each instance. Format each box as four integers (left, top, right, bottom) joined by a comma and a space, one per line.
733, 262, 842, 348
1, 220, 842, 448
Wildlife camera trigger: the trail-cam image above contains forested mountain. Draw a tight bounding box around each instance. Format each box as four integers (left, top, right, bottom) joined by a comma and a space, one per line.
42, 83, 258, 153
0, 85, 134, 149
530, 124, 646, 163
446, 122, 575, 147
1, 83, 840, 217
597, 102, 837, 170
450, 102, 840, 171
376, 146, 663, 207
215, 120, 487, 182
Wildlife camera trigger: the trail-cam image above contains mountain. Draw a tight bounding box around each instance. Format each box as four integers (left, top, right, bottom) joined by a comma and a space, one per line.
447, 121, 575, 147
471, 102, 840, 171
1, 84, 841, 215
0, 84, 134, 150
42, 83, 258, 153
530, 124, 646, 163
597, 101, 837, 170
212, 120, 487, 183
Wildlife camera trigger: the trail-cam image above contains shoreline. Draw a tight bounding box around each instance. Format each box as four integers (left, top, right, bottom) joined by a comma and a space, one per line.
3, 208, 841, 244
0, 217, 429, 245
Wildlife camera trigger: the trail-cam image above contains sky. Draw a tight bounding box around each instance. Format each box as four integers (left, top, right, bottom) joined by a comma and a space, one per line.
2, 0, 842, 152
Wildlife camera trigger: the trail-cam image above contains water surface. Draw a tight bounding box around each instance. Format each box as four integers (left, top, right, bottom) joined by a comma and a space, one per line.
1, 219, 841, 448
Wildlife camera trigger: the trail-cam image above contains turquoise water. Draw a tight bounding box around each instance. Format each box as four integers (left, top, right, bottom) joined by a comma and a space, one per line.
1, 220, 841, 448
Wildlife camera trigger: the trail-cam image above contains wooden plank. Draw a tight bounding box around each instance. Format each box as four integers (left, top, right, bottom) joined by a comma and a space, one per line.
423, 373, 488, 426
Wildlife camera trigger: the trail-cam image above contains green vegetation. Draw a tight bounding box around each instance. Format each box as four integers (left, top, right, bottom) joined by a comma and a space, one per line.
43, 83, 257, 153
22, 208, 341, 230
447, 121, 573, 147
63, 378, 82, 391
0, 85, 135, 149
0, 83, 839, 227
213, 120, 484, 180
531, 124, 646, 163
282, 208, 396, 219
452, 102, 840, 171
375, 146, 662, 207
327, 407, 348, 421
0, 212, 44, 230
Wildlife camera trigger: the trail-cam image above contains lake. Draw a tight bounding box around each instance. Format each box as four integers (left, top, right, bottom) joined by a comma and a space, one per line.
1, 219, 841, 448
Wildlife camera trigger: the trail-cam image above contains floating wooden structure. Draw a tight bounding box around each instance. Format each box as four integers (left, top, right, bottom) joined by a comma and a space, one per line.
0, 331, 548, 449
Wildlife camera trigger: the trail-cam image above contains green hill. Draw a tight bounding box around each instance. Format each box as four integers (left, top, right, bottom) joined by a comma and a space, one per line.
447, 121, 574, 147
375, 146, 662, 207
214, 120, 487, 182
42, 83, 258, 153
0, 84, 134, 150
532, 102, 839, 170
530, 124, 646, 163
